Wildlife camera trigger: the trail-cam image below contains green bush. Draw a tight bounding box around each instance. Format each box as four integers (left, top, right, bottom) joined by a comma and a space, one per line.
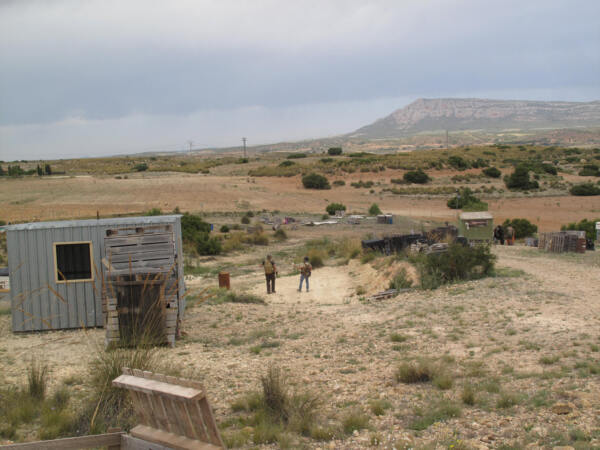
416, 244, 496, 289
403, 169, 431, 184
570, 183, 600, 196
302, 173, 330, 189
561, 218, 600, 240
502, 218, 538, 238
368, 203, 382, 215
482, 167, 501, 178
273, 228, 287, 241
133, 162, 148, 172
287, 153, 307, 159
332, 180, 345, 186
279, 160, 295, 167
325, 202, 346, 215
505, 165, 539, 190
447, 188, 487, 211
180, 213, 221, 255
220, 225, 230, 233
448, 156, 469, 170
327, 147, 343, 156
578, 164, 600, 176
389, 268, 413, 289
241, 216, 251, 224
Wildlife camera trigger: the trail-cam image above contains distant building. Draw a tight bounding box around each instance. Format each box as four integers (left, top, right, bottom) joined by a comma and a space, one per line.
457, 212, 493, 242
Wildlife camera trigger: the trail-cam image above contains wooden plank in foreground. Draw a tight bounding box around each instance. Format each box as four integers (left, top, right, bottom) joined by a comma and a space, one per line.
130, 425, 221, 450
0, 431, 123, 449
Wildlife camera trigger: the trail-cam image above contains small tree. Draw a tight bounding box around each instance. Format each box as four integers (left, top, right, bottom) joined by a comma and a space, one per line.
0, 165, 4, 176
482, 167, 501, 178
327, 147, 343, 156
570, 183, 600, 196
44, 164, 52, 175
133, 162, 148, 172
561, 218, 600, 240
368, 203, 382, 215
448, 156, 469, 170
36, 165, 43, 176
403, 169, 431, 184
302, 173, 331, 190
447, 188, 487, 211
505, 165, 539, 191
502, 218, 538, 238
326, 202, 346, 216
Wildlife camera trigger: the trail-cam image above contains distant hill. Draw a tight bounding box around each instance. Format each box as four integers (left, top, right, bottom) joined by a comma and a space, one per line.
350, 98, 600, 138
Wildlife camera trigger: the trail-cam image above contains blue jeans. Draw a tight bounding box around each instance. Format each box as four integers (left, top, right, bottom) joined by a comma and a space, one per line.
299, 274, 309, 291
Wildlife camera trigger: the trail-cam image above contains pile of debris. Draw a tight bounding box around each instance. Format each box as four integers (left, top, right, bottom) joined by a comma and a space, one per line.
362, 225, 458, 255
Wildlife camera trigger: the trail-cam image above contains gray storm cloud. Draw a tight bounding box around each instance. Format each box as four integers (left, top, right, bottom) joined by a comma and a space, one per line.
0, 0, 599, 159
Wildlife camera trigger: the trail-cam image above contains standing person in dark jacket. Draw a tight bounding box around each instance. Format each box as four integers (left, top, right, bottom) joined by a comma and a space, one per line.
262, 255, 278, 294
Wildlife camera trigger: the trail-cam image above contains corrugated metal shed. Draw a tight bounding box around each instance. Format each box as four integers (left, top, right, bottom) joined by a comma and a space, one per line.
6, 215, 184, 332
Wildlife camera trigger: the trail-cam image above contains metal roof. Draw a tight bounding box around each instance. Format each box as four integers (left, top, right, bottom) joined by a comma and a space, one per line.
5, 215, 182, 231
459, 212, 493, 220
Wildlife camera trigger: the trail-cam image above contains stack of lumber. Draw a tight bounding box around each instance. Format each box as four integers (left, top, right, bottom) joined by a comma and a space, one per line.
538, 231, 586, 253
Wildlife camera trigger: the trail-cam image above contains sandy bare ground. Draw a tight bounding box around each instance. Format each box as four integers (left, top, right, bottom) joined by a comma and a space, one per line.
2, 173, 599, 231
1, 245, 599, 448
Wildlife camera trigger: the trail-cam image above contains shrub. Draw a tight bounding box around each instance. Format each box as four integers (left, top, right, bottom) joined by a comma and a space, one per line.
403, 169, 431, 184
27, 360, 48, 400
570, 183, 600, 196
505, 165, 539, 190
416, 244, 495, 289
145, 207, 163, 216
279, 160, 295, 167
89, 345, 159, 423
395, 360, 436, 383
447, 187, 487, 211
561, 218, 600, 240
461, 384, 476, 405
287, 153, 307, 159
448, 155, 469, 170
307, 248, 325, 268
241, 215, 251, 224
325, 202, 346, 216
578, 164, 600, 176
502, 218, 538, 238
342, 409, 370, 435
483, 167, 501, 178
409, 400, 461, 430
332, 180, 345, 186
368, 203, 382, 215
389, 268, 412, 289
133, 162, 148, 172
220, 225, 230, 233
273, 228, 287, 241
302, 173, 330, 189
327, 147, 343, 156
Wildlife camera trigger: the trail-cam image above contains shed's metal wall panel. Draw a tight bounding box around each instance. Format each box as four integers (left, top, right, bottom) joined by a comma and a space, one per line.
8, 216, 184, 332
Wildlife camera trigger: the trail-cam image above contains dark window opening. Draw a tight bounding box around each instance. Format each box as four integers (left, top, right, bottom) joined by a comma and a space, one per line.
56, 243, 92, 281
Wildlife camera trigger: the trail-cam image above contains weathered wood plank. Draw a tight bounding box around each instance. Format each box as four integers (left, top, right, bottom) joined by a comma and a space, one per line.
112, 375, 204, 400
130, 425, 222, 450
0, 432, 123, 449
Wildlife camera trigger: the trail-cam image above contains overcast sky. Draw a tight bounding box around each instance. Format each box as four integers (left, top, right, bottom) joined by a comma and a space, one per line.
1, 0, 599, 160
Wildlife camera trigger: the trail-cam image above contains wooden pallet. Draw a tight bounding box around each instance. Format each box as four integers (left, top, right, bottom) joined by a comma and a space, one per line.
113, 368, 224, 449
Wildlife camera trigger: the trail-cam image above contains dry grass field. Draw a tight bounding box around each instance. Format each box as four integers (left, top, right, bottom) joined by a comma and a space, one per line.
0, 144, 599, 448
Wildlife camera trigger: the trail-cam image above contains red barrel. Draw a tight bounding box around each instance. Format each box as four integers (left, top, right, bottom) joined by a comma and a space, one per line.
576, 238, 586, 254
218, 272, 230, 290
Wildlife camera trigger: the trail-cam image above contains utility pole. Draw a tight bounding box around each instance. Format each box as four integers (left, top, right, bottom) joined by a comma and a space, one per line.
446, 130, 449, 150
242, 137, 247, 158
188, 140, 193, 153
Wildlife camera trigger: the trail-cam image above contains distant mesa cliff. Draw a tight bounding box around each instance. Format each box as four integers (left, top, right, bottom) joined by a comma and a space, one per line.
351, 98, 600, 138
